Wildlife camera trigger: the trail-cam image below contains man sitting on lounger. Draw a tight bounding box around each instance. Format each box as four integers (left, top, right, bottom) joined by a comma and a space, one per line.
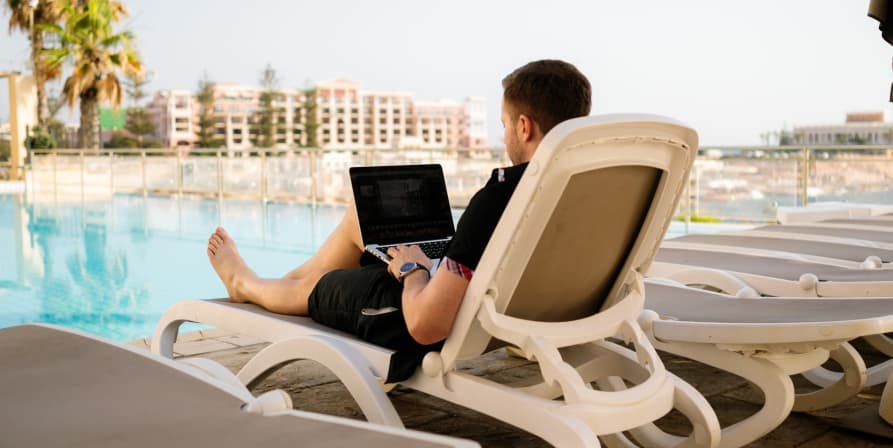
207, 59, 592, 380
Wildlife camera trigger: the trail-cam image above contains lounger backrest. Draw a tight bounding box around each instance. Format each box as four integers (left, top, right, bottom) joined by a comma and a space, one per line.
443, 114, 697, 361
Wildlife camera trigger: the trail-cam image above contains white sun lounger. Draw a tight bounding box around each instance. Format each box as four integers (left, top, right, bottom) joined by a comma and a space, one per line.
776, 203, 893, 224
650, 245, 893, 297
154, 115, 726, 447
641, 280, 893, 442
648, 222, 893, 395
0, 324, 478, 448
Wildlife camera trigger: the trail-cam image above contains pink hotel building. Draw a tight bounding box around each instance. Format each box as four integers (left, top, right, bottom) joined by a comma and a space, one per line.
148, 80, 488, 150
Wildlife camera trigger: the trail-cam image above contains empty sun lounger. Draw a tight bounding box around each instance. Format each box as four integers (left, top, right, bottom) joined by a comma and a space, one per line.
651, 246, 893, 297
667, 234, 893, 264
0, 324, 477, 448
641, 280, 893, 445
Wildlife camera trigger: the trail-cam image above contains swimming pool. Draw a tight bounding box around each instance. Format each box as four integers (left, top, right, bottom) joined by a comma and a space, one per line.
0, 193, 750, 341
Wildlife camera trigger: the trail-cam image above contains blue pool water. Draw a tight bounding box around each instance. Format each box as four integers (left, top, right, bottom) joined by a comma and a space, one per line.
0, 193, 749, 341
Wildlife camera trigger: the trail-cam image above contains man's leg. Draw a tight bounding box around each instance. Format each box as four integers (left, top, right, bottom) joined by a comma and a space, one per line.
207, 203, 365, 315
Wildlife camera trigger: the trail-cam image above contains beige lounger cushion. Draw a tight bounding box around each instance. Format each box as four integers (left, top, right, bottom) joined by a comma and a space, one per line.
670, 234, 893, 263
756, 225, 893, 243
0, 325, 446, 448
655, 248, 893, 283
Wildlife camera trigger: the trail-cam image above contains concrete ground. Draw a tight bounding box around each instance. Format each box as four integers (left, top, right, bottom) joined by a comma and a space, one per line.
130, 332, 892, 447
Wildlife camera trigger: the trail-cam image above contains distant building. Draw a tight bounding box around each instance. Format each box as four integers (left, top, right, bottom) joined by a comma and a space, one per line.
792, 111, 893, 145
147, 80, 487, 150
147, 90, 196, 148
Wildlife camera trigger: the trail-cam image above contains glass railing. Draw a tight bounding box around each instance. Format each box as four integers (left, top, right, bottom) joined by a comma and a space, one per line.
24, 144, 893, 223
679, 145, 893, 222
26, 147, 509, 208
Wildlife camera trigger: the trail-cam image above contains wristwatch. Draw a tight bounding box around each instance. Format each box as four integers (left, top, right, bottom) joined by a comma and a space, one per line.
397, 261, 429, 282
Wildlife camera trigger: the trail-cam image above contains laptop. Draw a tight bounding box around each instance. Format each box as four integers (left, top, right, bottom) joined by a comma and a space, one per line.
349, 164, 455, 264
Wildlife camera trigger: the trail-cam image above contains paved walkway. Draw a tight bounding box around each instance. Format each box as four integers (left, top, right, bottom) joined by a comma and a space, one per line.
129, 332, 892, 447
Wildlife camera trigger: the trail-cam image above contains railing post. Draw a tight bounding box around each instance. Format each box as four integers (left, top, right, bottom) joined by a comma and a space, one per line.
260, 149, 267, 202
141, 151, 148, 199
52, 152, 58, 195
176, 150, 183, 198
800, 147, 809, 206
216, 149, 223, 201
109, 152, 115, 195
684, 166, 692, 235
80, 150, 85, 200
309, 148, 318, 205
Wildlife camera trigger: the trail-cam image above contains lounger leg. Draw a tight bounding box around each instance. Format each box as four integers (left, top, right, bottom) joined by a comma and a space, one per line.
863, 334, 893, 357
801, 342, 891, 388
648, 341, 794, 448
235, 334, 404, 428
150, 318, 186, 358
793, 343, 866, 411
405, 371, 602, 448
575, 343, 719, 448
881, 371, 893, 425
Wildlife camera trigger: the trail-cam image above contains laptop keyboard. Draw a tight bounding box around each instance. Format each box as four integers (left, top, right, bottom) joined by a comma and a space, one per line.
380, 239, 450, 259
418, 240, 449, 259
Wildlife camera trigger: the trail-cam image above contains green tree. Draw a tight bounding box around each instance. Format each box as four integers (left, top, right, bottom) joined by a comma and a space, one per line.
250, 64, 280, 148
194, 72, 221, 148
26, 125, 57, 149
302, 87, 319, 147
123, 73, 156, 147
106, 130, 137, 148
777, 130, 793, 146
4, 0, 64, 126
43, 88, 73, 147
0, 139, 10, 161
40, 0, 143, 149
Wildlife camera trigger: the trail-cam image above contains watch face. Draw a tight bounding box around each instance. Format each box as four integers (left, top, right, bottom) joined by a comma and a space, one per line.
399, 262, 417, 274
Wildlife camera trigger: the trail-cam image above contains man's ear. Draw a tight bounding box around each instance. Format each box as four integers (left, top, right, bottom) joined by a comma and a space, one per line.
517, 114, 536, 142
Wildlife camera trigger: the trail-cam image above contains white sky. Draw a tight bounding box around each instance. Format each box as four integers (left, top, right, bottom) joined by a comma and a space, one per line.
1, 0, 890, 145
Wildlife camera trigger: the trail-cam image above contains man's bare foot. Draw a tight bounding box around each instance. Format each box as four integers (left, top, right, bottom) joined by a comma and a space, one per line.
207, 227, 255, 303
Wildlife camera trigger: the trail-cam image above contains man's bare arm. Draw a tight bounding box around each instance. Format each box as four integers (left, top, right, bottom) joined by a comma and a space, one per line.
387, 245, 469, 345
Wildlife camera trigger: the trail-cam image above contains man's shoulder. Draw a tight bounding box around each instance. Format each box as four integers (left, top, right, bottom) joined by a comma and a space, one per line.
463, 162, 529, 216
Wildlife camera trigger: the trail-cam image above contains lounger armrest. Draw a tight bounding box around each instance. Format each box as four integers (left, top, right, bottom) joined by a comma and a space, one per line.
477, 294, 641, 348
469, 278, 670, 408
655, 268, 760, 297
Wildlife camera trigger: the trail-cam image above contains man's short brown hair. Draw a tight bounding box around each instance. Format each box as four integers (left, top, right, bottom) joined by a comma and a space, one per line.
502, 60, 592, 135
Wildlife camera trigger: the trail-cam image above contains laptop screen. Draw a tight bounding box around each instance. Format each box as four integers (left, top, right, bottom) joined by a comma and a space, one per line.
350, 164, 455, 246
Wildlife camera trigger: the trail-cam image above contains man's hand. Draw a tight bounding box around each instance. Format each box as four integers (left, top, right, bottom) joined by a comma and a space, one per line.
386, 245, 432, 281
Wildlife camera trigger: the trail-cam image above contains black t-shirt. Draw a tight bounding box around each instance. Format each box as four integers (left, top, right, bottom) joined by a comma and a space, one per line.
444, 162, 528, 273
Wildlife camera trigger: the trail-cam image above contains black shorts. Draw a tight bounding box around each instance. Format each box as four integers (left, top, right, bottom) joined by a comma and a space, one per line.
307, 264, 442, 379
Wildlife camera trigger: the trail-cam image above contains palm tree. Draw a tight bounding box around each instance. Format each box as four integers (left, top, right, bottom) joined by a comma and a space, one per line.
4, 0, 64, 126
41, 0, 141, 149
